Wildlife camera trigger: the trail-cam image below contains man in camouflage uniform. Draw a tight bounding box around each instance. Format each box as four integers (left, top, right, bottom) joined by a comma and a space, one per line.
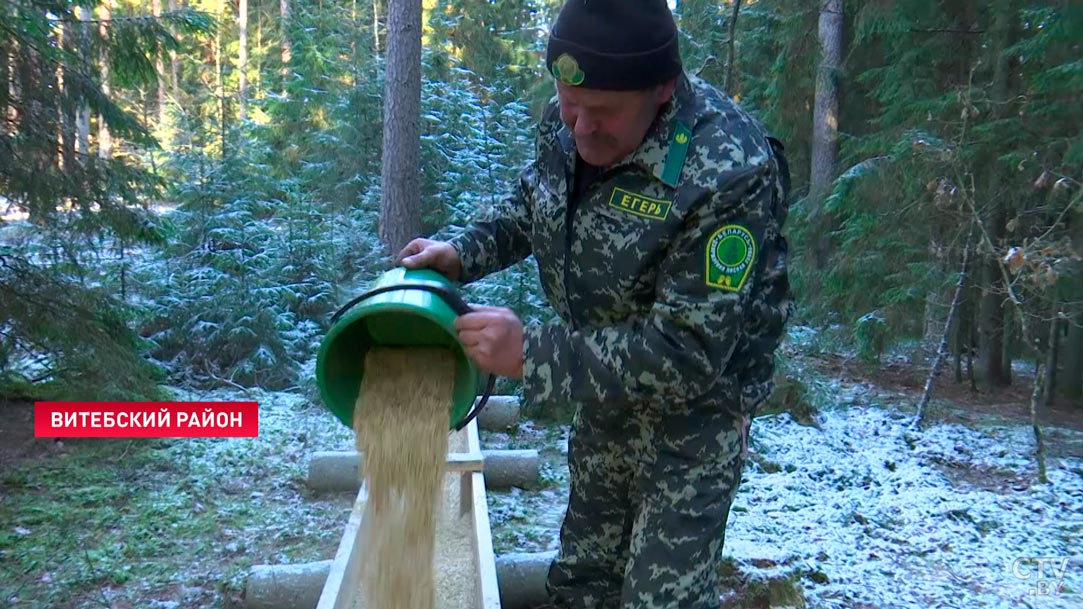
397, 1, 790, 607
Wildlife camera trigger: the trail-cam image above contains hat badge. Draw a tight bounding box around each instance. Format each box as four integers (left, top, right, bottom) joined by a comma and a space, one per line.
553, 53, 585, 86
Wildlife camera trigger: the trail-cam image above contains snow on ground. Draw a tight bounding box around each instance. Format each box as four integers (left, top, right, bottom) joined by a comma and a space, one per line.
167, 384, 356, 454
483, 403, 1082, 608
59, 381, 1078, 608
482, 420, 571, 553
728, 405, 1082, 608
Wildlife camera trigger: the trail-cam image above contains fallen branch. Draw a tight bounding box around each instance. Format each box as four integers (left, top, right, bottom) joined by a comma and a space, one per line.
913, 222, 976, 430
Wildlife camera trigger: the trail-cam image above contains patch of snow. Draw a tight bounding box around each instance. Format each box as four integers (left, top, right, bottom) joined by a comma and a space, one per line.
166, 385, 354, 452
1, 201, 28, 222
785, 324, 819, 349
730, 406, 1083, 608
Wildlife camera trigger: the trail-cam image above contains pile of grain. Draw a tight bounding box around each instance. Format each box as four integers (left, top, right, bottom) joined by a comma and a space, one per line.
353, 346, 455, 609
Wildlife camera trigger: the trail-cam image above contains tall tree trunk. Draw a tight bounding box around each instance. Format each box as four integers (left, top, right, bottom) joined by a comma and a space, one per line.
378, 0, 422, 253
256, 0, 263, 96
979, 237, 1007, 385
1044, 313, 1060, 406
215, 0, 226, 155
141, 87, 159, 178
76, 111, 91, 161
169, 0, 180, 101
1003, 304, 1015, 383
75, 6, 90, 158
281, 0, 291, 92
70, 8, 88, 163
967, 333, 977, 390
55, 16, 72, 172
373, 0, 381, 54
99, 0, 113, 159
21, 41, 51, 223
239, 0, 249, 120
350, 0, 358, 86
953, 271, 975, 384
0, 27, 10, 135
978, 0, 1019, 387
965, 278, 980, 390
153, 0, 165, 125
724, 0, 742, 95
1064, 316, 1083, 401
808, 0, 843, 282
1061, 213, 1083, 401
810, 0, 842, 201
0, 31, 8, 140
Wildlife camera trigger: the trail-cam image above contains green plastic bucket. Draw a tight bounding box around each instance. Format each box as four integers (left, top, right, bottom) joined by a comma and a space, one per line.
315, 267, 484, 431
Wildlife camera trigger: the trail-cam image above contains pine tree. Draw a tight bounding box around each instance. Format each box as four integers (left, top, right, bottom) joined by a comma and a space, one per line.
0, 0, 209, 400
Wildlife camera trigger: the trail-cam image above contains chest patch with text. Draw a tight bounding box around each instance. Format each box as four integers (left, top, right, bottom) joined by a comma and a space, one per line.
608, 187, 672, 221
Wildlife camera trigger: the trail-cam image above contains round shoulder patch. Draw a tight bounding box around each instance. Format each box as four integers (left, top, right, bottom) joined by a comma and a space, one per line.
706, 225, 756, 291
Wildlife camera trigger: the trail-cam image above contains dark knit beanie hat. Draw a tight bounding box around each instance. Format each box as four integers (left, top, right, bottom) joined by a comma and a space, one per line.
546, 0, 683, 91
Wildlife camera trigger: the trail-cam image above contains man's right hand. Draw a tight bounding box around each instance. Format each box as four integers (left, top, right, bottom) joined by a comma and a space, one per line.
395, 238, 463, 281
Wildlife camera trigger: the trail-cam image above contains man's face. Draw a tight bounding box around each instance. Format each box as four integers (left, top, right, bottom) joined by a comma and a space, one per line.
556, 79, 677, 167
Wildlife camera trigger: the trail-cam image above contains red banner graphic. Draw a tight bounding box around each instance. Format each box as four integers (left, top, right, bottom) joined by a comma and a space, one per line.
34, 402, 260, 438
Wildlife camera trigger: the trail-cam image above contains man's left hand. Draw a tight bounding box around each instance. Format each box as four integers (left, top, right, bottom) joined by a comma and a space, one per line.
454, 306, 524, 379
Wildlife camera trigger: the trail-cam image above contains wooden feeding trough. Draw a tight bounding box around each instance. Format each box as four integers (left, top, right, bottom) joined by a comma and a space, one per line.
315, 418, 502, 609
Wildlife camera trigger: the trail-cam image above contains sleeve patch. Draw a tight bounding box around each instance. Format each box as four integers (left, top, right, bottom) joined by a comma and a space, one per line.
706, 225, 756, 291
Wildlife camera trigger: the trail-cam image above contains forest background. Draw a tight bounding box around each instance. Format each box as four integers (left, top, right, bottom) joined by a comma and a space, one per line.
1, 0, 1081, 407
2, 1, 1082, 608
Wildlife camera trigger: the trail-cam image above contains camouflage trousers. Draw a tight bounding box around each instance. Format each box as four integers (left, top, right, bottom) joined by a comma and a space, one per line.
545, 401, 751, 609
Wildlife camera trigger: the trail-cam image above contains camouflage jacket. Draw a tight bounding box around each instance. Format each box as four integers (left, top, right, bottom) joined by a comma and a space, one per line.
449, 73, 790, 416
